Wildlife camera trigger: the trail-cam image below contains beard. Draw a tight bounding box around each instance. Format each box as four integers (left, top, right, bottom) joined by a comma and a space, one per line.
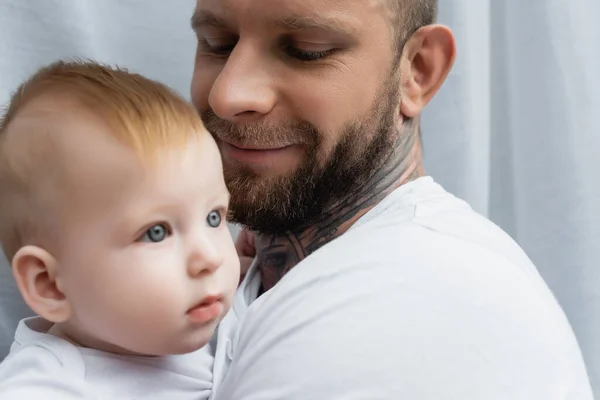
201, 75, 401, 236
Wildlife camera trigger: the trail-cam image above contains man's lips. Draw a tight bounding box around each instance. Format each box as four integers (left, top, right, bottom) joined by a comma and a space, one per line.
225, 140, 294, 151
218, 139, 301, 167
187, 295, 223, 324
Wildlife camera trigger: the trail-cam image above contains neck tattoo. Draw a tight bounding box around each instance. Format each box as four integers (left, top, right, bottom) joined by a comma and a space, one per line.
256, 128, 421, 292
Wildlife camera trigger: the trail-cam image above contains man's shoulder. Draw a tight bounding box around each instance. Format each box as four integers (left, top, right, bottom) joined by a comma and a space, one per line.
223, 180, 593, 399
306, 180, 538, 282
246, 187, 571, 346
247, 179, 580, 366
270, 208, 559, 325
227, 207, 593, 399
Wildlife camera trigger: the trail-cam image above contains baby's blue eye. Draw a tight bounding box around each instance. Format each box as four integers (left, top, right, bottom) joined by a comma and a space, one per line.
141, 224, 169, 242
207, 210, 222, 228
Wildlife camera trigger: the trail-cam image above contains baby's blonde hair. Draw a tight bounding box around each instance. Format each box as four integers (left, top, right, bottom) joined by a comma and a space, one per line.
0, 60, 206, 261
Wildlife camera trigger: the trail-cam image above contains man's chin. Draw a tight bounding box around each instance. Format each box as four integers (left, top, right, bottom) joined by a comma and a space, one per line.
223, 160, 307, 190
226, 175, 314, 235
224, 166, 296, 182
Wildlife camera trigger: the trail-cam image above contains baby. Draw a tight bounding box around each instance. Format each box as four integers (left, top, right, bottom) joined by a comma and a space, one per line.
0, 60, 241, 398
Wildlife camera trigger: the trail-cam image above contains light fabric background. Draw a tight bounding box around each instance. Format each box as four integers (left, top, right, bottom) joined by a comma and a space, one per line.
0, 0, 598, 395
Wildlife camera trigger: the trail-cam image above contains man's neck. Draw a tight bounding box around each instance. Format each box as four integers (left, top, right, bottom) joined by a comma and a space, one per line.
256, 131, 422, 291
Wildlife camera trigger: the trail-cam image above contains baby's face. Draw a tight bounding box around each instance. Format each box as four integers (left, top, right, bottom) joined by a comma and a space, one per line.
53, 122, 240, 356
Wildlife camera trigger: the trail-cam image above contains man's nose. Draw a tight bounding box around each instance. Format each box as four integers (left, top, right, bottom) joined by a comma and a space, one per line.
208, 42, 277, 122
187, 234, 224, 277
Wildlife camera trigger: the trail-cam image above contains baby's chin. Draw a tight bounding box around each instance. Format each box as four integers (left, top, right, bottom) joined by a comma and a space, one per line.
113, 341, 208, 358
147, 327, 217, 357
94, 328, 214, 357
165, 337, 213, 356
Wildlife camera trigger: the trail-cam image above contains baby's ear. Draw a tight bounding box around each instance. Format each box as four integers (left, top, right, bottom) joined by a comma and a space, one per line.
12, 246, 72, 323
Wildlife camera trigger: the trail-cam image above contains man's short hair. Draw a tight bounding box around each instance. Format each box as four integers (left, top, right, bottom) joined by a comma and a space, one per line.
389, 0, 438, 59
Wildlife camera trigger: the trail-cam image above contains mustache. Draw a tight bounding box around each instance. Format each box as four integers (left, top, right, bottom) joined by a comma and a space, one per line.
201, 109, 318, 148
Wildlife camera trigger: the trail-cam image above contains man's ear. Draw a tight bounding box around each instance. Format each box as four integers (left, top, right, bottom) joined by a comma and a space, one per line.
12, 246, 72, 323
399, 24, 456, 118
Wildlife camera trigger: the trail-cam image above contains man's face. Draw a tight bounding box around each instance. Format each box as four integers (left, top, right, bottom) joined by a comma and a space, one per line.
191, 0, 402, 234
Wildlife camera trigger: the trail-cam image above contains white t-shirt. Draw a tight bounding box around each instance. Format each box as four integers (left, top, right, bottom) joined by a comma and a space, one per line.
212, 177, 594, 399
0, 317, 214, 399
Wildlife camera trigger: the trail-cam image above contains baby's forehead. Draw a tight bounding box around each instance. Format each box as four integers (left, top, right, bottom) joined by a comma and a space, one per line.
4, 94, 215, 193
7, 106, 104, 171
9, 97, 196, 159
5, 95, 92, 145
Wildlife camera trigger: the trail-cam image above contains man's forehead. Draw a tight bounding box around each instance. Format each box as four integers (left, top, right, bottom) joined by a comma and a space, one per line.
193, 0, 389, 29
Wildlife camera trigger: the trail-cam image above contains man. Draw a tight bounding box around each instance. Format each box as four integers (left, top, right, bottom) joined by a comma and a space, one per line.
190, 0, 594, 398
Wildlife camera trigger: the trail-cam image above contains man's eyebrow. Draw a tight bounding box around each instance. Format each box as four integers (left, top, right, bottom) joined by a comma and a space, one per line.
191, 10, 228, 30
190, 10, 358, 35
275, 14, 358, 35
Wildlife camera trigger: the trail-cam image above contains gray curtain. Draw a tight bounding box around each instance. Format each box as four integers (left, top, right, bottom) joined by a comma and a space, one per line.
423, 1, 599, 394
